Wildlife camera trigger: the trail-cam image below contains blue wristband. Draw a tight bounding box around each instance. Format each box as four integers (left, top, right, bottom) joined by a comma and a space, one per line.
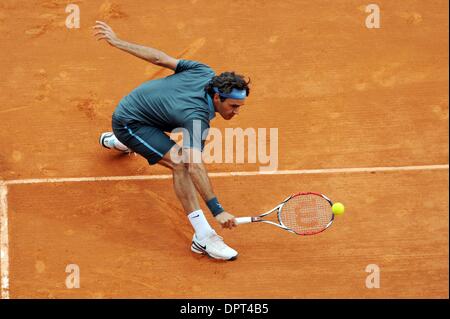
207, 197, 225, 216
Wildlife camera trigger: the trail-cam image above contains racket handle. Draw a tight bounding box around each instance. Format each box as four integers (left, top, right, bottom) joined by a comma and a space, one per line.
235, 217, 253, 225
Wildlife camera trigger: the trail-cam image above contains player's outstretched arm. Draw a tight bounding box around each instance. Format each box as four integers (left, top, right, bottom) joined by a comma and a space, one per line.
93, 21, 179, 71
184, 148, 237, 229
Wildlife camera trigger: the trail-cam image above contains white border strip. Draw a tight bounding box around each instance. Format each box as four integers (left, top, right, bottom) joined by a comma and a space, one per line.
0, 183, 9, 299
3, 164, 449, 185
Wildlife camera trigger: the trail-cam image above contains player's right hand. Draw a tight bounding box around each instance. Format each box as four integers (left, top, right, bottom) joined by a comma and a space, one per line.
215, 212, 237, 229
93, 21, 120, 46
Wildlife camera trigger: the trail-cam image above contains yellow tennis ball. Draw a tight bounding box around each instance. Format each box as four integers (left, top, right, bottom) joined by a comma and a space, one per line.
332, 202, 345, 215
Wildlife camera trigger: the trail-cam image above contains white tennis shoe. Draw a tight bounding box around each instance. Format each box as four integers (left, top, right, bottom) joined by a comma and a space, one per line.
191, 230, 238, 261
99, 132, 131, 153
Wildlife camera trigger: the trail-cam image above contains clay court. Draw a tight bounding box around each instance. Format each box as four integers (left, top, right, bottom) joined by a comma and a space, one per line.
0, 0, 448, 299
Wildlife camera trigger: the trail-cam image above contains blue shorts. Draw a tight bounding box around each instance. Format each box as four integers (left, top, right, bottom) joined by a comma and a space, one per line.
112, 115, 176, 165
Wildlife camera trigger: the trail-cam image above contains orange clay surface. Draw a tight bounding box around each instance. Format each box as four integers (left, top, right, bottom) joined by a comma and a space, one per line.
0, 0, 448, 298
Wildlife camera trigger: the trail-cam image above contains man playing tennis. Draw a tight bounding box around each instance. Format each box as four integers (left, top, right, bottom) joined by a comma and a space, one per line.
94, 21, 249, 261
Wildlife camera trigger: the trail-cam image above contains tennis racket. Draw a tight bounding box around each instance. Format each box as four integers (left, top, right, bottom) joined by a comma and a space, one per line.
235, 192, 334, 235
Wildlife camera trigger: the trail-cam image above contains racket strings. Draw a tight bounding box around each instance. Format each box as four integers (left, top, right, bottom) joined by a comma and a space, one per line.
279, 194, 333, 234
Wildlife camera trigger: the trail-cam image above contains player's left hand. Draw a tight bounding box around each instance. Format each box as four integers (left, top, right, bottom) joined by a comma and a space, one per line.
93, 21, 120, 46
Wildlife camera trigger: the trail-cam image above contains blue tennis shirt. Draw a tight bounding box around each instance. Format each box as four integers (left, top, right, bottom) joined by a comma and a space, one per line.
113, 60, 216, 147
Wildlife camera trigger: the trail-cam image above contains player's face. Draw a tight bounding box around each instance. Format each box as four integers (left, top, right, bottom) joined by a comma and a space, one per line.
214, 94, 245, 120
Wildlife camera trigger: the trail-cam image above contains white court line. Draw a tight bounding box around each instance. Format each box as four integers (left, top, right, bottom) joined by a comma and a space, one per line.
0, 183, 9, 299
3, 164, 449, 185
0, 163, 448, 299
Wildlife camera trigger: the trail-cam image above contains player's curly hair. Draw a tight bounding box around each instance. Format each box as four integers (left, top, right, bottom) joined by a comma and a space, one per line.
205, 72, 251, 101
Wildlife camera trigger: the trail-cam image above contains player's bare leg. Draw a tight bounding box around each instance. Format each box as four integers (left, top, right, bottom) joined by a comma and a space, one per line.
158, 146, 200, 212
158, 146, 238, 260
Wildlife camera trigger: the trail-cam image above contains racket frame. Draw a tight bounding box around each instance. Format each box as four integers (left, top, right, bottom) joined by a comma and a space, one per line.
235, 192, 334, 235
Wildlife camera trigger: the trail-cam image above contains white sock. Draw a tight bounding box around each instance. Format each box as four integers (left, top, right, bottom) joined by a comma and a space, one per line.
188, 210, 214, 240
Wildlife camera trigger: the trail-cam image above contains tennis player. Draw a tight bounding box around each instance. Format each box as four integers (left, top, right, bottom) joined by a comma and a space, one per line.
94, 21, 249, 261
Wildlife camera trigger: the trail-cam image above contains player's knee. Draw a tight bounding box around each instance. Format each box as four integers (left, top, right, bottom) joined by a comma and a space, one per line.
161, 145, 187, 171
172, 160, 188, 172
187, 162, 203, 175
